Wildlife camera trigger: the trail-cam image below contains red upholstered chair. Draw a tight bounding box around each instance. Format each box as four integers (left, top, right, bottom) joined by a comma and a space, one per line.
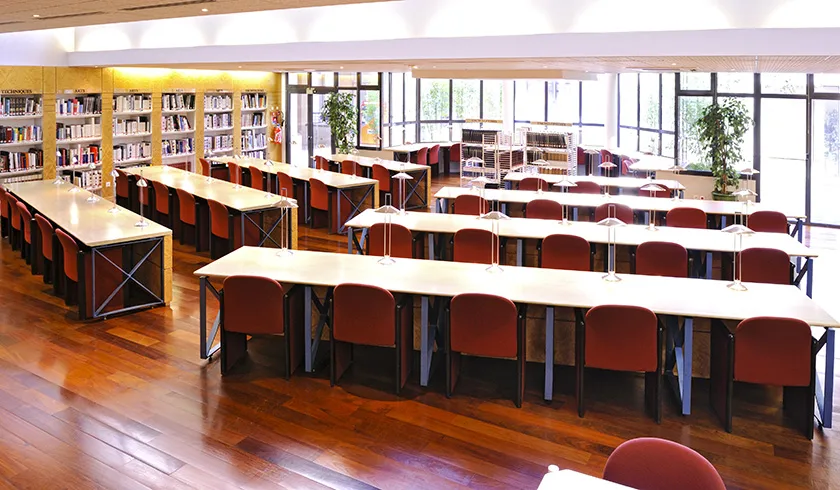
621, 157, 633, 176
249, 166, 264, 191
207, 199, 231, 259
446, 293, 526, 407
525, 199, 564, 220
175, 189, 197, 246
453, 228, 500, 265
16, 202, 33, 265
314, 155, 330, 171
519, 177, 549, 192
576, 146, 586, 171
149, 180, 172, 228
739, 247, 791, 285
412, 147, 428, 166
666, 207, 707, 229
568, 181, 601, 194
711, 317, 817, 438
308, 178, 331, 231
198, 158, 211, 177
7, 194, 20, 251
277, 172, 295, 199
330, 283, 413, 394
341, 160, 363, 177
55, 228, 82, 307
427, 144, 441, 176
227, 161, 242, 185
449, 143, 463, 171
595, 203, 634, 224
220, 276, 303, 378
578, 305, 663, 422
748, 210, 788, 233
34, 214, 54, 283
372, 164, 393, 204
368, 222, 415, 259
604, 438, 726, 490
114, 169, 131, 208
0, 187, 9, 239
599, 149, 614, 175
453, 194, 488, 216
635, 241, 688, 278
539, 234, 592, 271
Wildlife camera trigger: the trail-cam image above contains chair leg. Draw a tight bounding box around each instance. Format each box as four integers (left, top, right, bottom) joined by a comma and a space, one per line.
575, 310, 585, 417
43, 258, 53, 284
645, 371, 662, 424
515, 311, 526, 408
444, 311, 460, 398
220, 329, 248, 375
710, 319, 734, 433
396, 298, 413, 395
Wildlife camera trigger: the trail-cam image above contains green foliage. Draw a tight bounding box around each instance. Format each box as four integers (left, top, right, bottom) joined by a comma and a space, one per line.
695, 98, 752, 194
321, 92, 358, 153
685, 162, 712, 171
825, 107, 840, 165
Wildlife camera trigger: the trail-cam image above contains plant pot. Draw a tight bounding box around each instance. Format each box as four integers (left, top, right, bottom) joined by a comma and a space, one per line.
711, 191, 738, 201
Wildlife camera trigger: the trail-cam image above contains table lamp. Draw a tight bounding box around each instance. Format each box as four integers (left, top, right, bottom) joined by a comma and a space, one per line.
275, 188, 298, 257
53, 151, 65, 185
597, 205, 626, 282
393, 163, 414, 215
135, 170, 149, 228
598, 161, 617, 197
86, 161, 99, 203
722, 224, 754, 291
68, 156, 81, 193
553, 177, 577, 225
639, 182, 666, 231
108, 169, 120, 213
478, 202, 510, 274
666, 163, 683, 201
374, 195, 400, 265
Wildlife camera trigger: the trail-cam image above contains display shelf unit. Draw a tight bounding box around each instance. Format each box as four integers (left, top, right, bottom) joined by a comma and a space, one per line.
240, 91, 267, 159
162, 91, 196, 169
113, 93, 152, 115
460, 128, 525, 186
203, 91, 233, 158
521, 125, 579, 176
1, 93, 44, 182
113, 91, 153, 168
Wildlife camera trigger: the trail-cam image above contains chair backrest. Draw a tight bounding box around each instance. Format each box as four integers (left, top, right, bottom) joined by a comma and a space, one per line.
0, 187, 8, 219
115, 169, 130, 199
748, 210, 788, 234
604, 437, 726, 490
372, 164, 392, 193
314, 155, 330, 170
620, 157, 633, 176
16, 202, 32, 244
227, 162, 241, 185
739, 247, 791, 285
7, 194, 20, 229
594, 203, 634, 224
369, 222, 413, 259
415, 147, 428, 165
450, 293, 517, 358
636, 241, 688, 278
599, 149, 613, 165
541, 234, 591, 271
453, 194, 488, 216
568, 181, 602, 194
278, 172, 294, 198
585, 305, 658, 372
249, 166, 264, 191
341, 160, 363, 176
666, 207, 707, 229
198, 158, 211, 177
55, 228, 80, 281
175, 189, 196, 225
309, 178, 329, 211
734, 317, 813, 387
207, 199, 229, 239
576, 147, 585, 167
449, 143, 463, 164
222, 276, 286, 334
333, 283, 396, 346
428, 145, 440, 165
34, 214, 53, 260
525, 199, 564, 220
519, 177, 549, 192
453, 228, 498, 265
150, 180, 170, 215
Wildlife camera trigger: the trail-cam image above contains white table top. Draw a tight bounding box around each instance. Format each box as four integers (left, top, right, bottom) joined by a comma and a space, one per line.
345, 210, 815, 258
629, 155, 679, 173
331, 154, 429, 173
385, 142, 456, 153
538, 469, 633, 490
123, 165, 291, 213
504, 173, 685, 191
434, 187, 806, 220
215, 158, 378, 190
194, 249, 838, 327
4, 180, 171, 247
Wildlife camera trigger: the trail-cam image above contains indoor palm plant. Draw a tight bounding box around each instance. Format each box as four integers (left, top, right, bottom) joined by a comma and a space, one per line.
695, 98, 753, 200
321, 92, 357, 154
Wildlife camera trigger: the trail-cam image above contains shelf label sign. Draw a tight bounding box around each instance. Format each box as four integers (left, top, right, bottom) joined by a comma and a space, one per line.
0, 89, 34, 94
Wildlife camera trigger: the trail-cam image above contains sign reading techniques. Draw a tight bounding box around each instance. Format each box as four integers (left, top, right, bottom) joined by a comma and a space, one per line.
0, 89, 35, 95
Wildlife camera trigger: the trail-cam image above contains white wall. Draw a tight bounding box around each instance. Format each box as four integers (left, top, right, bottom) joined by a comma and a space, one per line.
0, 29, 72, 66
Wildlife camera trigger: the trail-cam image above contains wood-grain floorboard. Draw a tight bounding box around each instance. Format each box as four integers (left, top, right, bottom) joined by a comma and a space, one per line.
0, 173, 838, 489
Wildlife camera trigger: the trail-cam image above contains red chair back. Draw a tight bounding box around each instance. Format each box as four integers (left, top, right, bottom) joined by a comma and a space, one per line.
222, 276, 286, 334
34, 214, 53, 260
453, 194, 488, 216
314, 155, 330, 170
621, 157, 632, 175
604, 437, 726, 490
227, 162, 241, 185
115, 169, 130, 199
341, 160, 363, 177
175, 189, 196, 225
334, 283, 397, 346
595, 203, 633, 224
568, 181, 601, 194
519, 177, 549, 192
207, 199, 229, 239
541, 234, 590, 271
55, 228, 79, 282
309, 178, 329, 211
748, 210, 788, 233
450, 293, 517, 358
666, 207, 707, 229
428, 145, 440, 166
369, 223, 413, 258
249, 166, 264, 191
198, 158, 211, 177
576, 147, 585, 167
599, 150, 613, 166
0, 187, 8, 219
7, 195, 20, 230
585, 305, 658, 372
449, 143, 463, 164
525, 199, 564, 220
734, 317, 812, 387
453, 228, 498, 265
278, 172, 294, 198
414, 147, 428, 165
739, 247, 790, 285
636, 241, 688, 278
16, 202, 32, 244
372, 164, 392, 193
150, 180, 169, 215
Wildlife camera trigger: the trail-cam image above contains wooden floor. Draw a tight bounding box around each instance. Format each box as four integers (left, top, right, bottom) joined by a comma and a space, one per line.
0, 174, 838, 489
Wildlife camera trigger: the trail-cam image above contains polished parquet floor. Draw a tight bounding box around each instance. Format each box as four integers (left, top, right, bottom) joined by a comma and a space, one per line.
0, 174, 838, 489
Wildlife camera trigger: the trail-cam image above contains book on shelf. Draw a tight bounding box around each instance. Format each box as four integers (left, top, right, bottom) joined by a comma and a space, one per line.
163, 138, 194, 156
114, 116, 150, 135
56, 96, 102, 116
114, 142, 152, 162
241, 93, 266, 110
74, 169, 103, 190
113, 94, 152, 113
204, 135, 233, 152
162, 93, 195, 111
525, 131, 568, 149
162, 114, 192, 132
1, 96, 42, 117
204, 94, 232, 111
56, 145, 100, 167
0, 125, 42, 143
204, 113, 232, 129
0, 149, 43, 173
56, 120, 101, 140
243, 150, 266, 159
242, 113, 265, 127
241, 130, 267, 150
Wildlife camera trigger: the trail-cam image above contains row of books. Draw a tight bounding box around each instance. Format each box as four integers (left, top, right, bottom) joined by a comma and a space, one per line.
114, 117, 150, 136
1, 97, 42, 117
72, 169, 103, 190
0, 173, 41, 184
114, 142, 151, 163
204, 135, 233, 152
242, 113, 265, 127
242, 149, 266, 159
204, 113, 232, 129
0, 149, 43, 173
204, 94, 233, 111
242, 131, 267, 150
56, 96, 102, 116
163, 138, 194, 156
114, 95, 152, 113
525, 131, 570, 149
241, 93, 266, 109
1, 125, 42, 144
57, 146, 100, 167
162, 115, 192, 132
56, 121, 101, 141
462, 128, 502, 145
163, 94, 196, 112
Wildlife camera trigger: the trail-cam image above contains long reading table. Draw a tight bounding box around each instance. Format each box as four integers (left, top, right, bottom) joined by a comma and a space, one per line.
331, 153, 430, 209
503, 172, 685, 196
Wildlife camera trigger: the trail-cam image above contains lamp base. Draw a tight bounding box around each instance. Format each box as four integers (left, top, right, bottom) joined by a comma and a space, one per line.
276, 248, 294, 257
86, 195, 99, 203
377, 256, 396, 266
107, 205, 120, 214
134, 220, 149, 228
53, 178, 64, 185
485, 264, 503, 274
560, 218, 572, 226
646, 223, 658, 232
602, 271, 621, 282
727, 280, 748, 292
68, 186, 81, 193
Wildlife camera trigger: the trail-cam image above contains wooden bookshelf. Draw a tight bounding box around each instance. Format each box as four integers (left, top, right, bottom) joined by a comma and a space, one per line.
203, 91, 233, 158
0, 92, 44, 183
55, 92, 102, 189
113, 92, 153, 168
162, 91, 196, 169
241, 91, 267, 159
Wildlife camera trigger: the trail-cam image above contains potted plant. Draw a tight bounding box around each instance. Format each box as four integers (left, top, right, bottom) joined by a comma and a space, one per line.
321, 92, 358, 154
695, 98, 753, 200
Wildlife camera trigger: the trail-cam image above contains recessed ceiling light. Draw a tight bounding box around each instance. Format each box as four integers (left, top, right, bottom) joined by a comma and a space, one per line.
32, 14, 40, 18
238, 66, 242, 68
432, 66, 437, 68
412, 65, 418, 69
201, 8, 208, 12
543, 65, 548, 69
339, 66, 344, 69
671, 62, 677, 66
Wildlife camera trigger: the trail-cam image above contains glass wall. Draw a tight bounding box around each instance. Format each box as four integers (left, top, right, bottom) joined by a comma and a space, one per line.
618, 73, 675, 157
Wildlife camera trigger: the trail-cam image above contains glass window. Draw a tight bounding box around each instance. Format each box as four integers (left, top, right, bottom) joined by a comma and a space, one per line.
452, 80, 480, 120
639, 130, 659, 154
420, 79, 450, 121
678, 96, 713, 169
391, 73, 404, 123
581, 78, 605, 124
680, 72, 711, 91
717, 72, 754, 93
811, 99, 840, 224
761, 73, 806, 95
403, 123, 417, 143
662, 73, 675, 131
639, 73, 660, 129
547, 80, 579, 124
420, 123, 449, 142
289, 73, 309, 85
337, 73, 357, 88
311, 72, 335, 87
662, 133, 675, 158
619, 127, 638, 151
760, 98, 806, 216
619, 74, 638, 126
580, 125, 606, 146
814, 74, 840, 94
483, 80, 504, 120
514, 80, 545, 122
359, 90, 380, 147
405, 74, 417, 122
361, 72, 379, 86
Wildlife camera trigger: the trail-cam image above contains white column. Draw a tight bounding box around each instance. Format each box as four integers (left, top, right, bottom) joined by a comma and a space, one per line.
503, 80, 515, 134
604, 73, 619, 148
